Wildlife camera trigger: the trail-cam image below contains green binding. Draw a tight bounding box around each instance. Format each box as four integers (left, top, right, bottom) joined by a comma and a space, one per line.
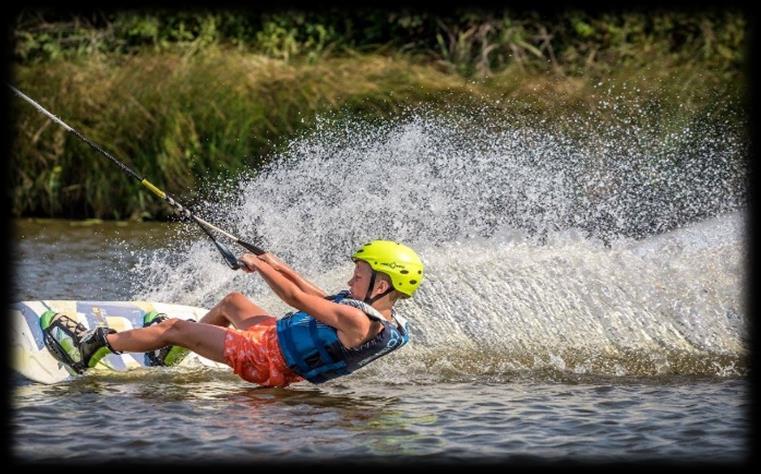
39, 310, 118, 374
142, 311, 191, 367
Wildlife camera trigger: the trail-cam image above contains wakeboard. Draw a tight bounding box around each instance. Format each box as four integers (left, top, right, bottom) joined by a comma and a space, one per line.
12, 300, 229, 384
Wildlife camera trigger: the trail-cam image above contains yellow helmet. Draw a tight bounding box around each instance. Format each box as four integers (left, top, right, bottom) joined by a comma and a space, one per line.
352, 240, 424, 298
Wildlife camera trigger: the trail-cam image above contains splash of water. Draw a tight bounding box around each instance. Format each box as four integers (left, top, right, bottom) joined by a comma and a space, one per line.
130, 104, 747, 380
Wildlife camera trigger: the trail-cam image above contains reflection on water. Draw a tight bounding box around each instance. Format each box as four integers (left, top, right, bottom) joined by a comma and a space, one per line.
12, 218, 187, 301
15, 375, 746, 463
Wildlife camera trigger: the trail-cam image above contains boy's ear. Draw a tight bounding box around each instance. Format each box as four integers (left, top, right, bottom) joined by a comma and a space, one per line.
377, 279, 391, 293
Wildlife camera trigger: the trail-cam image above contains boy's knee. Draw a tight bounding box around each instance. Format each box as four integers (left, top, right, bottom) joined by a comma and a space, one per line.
222, 291, 249, 308
160, 318, 189, 340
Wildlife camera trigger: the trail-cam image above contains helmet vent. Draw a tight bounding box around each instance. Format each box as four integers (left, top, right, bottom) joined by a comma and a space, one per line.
400, 269, 409, 274
410, 280, 417, 285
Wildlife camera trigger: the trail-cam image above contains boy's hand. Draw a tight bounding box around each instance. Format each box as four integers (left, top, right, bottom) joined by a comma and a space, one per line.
258, 252, 283, 271
239, 253, 264, 273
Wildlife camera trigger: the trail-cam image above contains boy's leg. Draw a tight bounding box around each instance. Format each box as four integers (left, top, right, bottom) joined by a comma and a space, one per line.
199, 292, 275, 331
107, 319, 228, 364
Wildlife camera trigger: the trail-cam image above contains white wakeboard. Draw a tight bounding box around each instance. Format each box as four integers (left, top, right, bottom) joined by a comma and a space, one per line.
12, 300, 230, 384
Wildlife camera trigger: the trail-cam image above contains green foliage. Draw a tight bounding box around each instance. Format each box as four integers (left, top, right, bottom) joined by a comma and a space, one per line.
254, 13, 339, 62
9, 8, 747, 219
12, 8, 745, 77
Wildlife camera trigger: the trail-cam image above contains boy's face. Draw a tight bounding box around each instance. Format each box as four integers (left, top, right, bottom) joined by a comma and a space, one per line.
347, 261, 374, 300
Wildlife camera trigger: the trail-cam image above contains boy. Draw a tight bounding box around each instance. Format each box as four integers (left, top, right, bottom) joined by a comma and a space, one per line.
40, 240, 424, 387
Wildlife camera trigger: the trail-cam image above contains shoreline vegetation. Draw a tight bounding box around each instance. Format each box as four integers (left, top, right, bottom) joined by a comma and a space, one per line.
10, 8, 747, 220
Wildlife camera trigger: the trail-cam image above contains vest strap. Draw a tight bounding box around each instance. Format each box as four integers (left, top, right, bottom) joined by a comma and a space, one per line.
308, 318, 334, 365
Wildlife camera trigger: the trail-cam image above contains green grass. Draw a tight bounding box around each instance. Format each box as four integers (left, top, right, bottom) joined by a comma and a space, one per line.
9, 45, 746, 220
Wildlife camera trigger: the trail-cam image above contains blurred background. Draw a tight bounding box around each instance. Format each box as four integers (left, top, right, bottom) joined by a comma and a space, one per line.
7, 6, 747, 221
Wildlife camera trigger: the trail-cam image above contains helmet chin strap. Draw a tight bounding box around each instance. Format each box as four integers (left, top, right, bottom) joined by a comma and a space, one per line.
363, 270, 394, 305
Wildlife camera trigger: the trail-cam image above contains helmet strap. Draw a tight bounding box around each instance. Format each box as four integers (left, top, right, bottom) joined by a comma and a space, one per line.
363, 270, 395, 305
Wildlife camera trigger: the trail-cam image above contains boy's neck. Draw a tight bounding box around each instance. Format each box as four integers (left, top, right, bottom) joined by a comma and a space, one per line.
371, 300, 394, 320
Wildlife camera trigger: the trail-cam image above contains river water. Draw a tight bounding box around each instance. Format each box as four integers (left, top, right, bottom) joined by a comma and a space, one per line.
9, 110, 750, 465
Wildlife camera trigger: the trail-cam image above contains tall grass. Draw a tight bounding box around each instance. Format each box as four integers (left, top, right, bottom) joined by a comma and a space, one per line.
9, 8, 748, 220
10, 52, 475, 218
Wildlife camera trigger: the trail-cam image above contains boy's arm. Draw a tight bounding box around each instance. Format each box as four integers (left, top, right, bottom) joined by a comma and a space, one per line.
259, 253, 327, 298
241, 253, 368, 338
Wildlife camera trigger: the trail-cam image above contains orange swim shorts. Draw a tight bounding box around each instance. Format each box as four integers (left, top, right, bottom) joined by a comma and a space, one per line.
223, 320, 304, 387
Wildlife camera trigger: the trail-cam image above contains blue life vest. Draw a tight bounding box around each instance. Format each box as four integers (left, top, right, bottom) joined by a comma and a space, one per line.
276, 290, 409, 384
